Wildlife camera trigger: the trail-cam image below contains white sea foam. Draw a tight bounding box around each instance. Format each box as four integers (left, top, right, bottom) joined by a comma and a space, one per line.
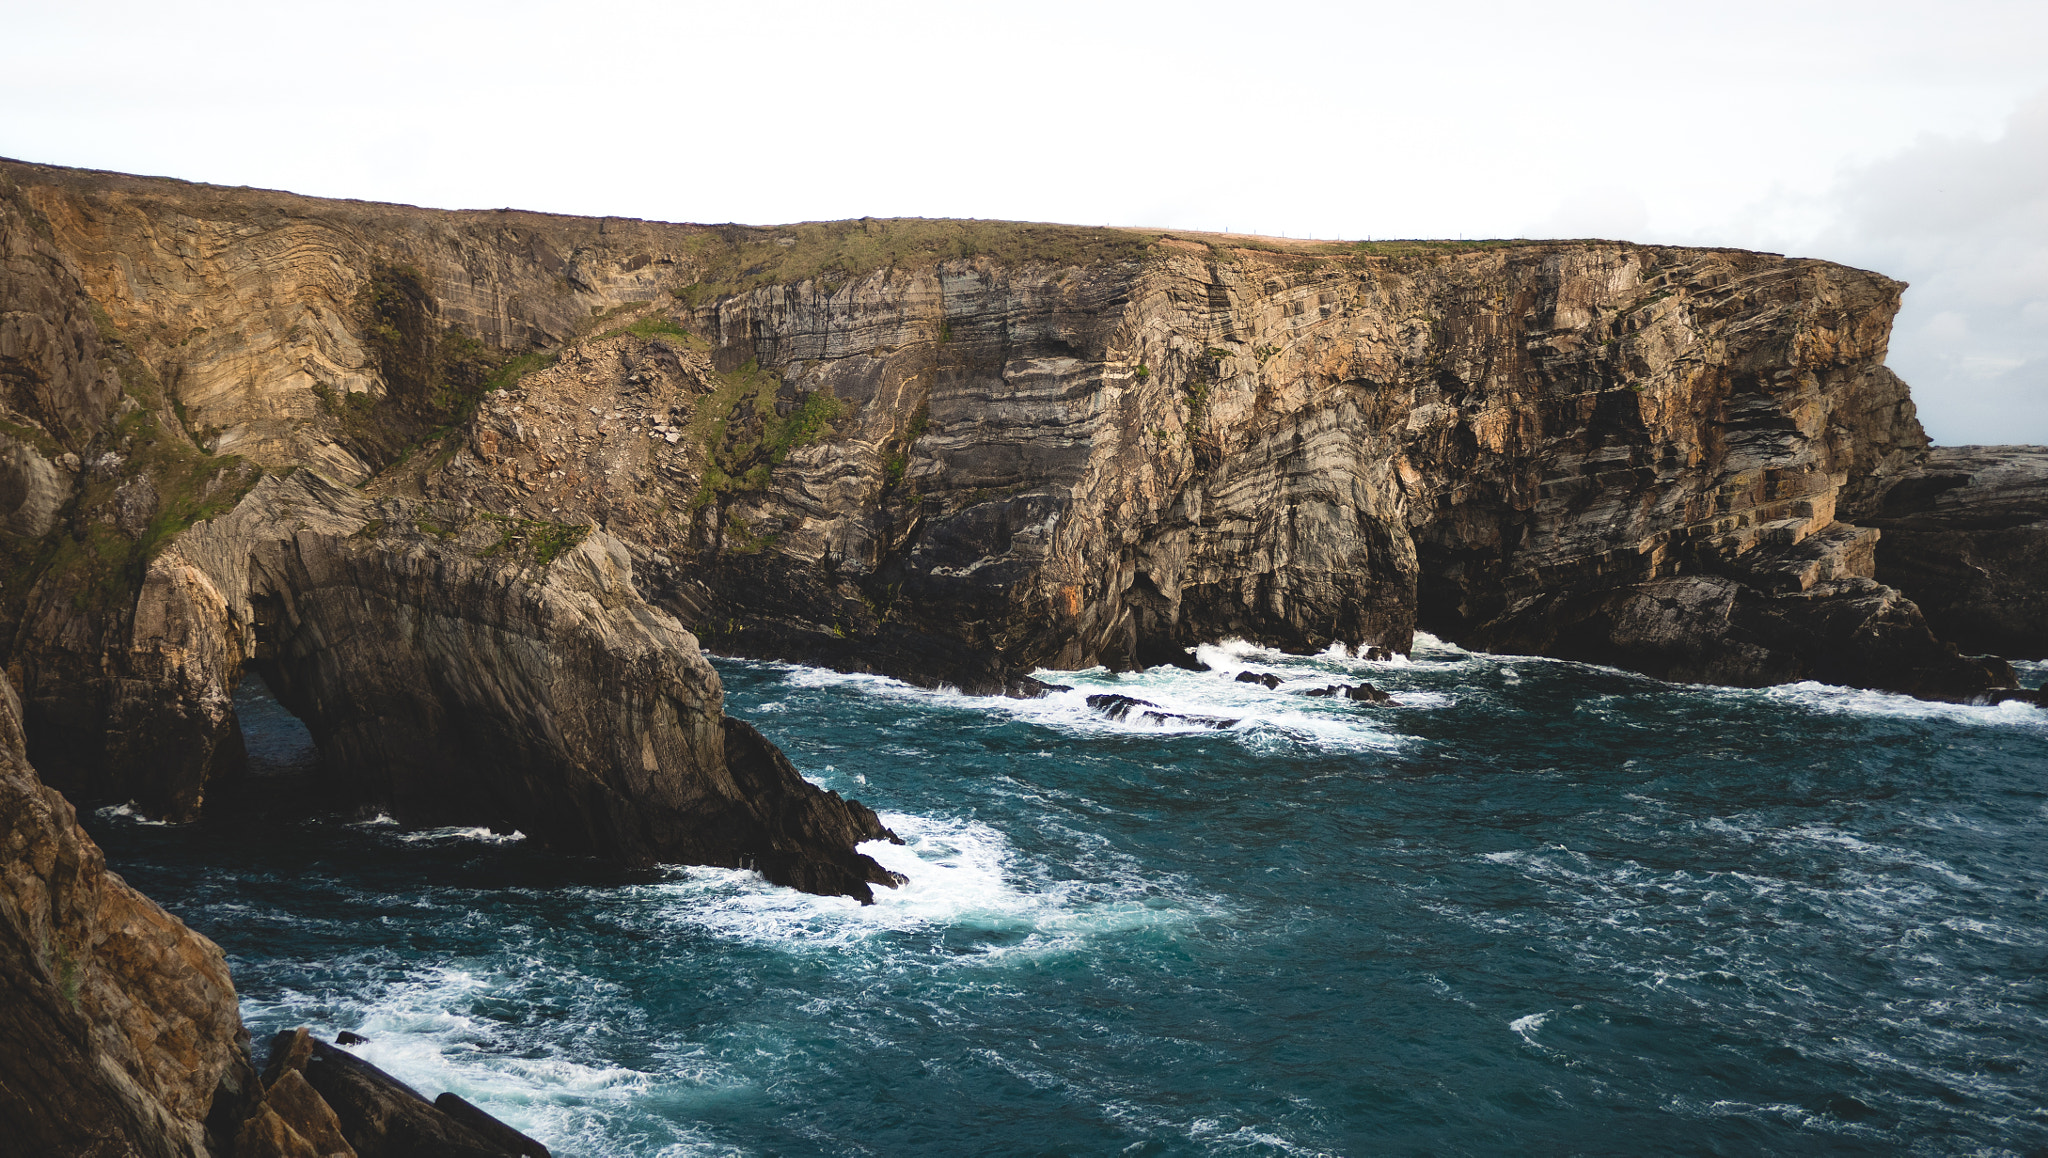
650, 810, 1211, 962
389, 825, 527, 845
245, 959, 677, 1153
94, 802, 178, 826
1509, 1010, 1552, 1047
1756, 680, 2046, 729
720, 646, 1422, 756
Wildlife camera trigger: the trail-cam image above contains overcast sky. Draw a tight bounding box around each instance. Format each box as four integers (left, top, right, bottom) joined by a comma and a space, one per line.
4, 0, 2043, 443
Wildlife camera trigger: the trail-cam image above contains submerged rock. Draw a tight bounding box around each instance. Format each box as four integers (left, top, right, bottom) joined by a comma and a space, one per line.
1301, 682, 1397, 704
1234, 671, 1283, 689
1085, 693, 1238, 730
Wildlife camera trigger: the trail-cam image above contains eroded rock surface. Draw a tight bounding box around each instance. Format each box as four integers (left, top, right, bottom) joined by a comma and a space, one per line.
1852, 446, 2048, 660
0, 677, 255, 1158
123, 469, 901, 898
0, 158, 2037, 867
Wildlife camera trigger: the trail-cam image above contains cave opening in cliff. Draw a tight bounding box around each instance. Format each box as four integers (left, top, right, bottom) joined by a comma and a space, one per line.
232, 672, 319, 779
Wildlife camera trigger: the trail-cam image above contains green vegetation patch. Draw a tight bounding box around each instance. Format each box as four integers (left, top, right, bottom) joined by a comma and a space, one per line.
476, 512, 591, 566
342, 264, 559, 473
596, 315, 695, 343
688, 360, 843, 512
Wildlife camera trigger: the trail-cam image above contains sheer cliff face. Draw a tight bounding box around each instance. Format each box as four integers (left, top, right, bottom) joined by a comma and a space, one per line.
0, 160, 2016, 844
415, 233, 1978, 695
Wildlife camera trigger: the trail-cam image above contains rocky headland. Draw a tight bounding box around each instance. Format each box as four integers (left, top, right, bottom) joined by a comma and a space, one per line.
0, 156, 2042, 1150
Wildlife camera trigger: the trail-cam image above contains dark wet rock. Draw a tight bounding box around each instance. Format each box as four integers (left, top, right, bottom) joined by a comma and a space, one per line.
1085, 693, 1237, 729
1977, 688, 2044, 707
1364, 647, 1394, 661
1852, 446, 2048, 660
1006, 674, 1070, 698
435, 1093, 550, 1158
1344, 682, 1393, 704
293, 1034, 513, 1158
718, 718, 907, 903
1234, 671, 1282, 689
335, 1030, 369, 1046
1300, 682, 1397, 704
1461, 570, 2012, 702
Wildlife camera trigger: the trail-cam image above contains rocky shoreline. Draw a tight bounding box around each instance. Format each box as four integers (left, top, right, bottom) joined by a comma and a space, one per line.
0, 157, 2042, 1153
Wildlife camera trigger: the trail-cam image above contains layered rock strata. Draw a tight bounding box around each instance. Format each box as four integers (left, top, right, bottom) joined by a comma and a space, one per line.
0, 157, 2037, 856
0, 160, 901, 901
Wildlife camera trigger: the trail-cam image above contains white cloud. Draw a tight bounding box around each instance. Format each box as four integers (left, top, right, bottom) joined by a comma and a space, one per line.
1783, 92, 2048, 444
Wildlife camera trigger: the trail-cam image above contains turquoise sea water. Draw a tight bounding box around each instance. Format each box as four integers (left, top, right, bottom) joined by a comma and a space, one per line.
87, 641, 2048, 1156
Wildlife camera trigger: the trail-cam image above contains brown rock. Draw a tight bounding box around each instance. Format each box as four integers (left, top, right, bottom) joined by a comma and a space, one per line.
0, 676, 254, 1157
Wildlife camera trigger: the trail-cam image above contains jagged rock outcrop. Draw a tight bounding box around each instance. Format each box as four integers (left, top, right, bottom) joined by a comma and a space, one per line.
261, 1028, 546, 1158
0, 676, 256, 1158
1851, 446, 2048, 660
109, 468, 900, 898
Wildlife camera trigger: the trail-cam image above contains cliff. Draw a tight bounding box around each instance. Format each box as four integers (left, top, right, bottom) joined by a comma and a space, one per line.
2, 154, 2041, 1156
0, 156, 2035, 851
0, 161, 901, 903
1849, 445, 2048, 660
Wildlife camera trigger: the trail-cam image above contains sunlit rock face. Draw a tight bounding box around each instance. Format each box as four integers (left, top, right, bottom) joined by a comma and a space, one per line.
0, 158, 2029, 856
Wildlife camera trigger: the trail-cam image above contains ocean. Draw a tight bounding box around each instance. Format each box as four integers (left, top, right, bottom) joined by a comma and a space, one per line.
86, 639, 2048, 1156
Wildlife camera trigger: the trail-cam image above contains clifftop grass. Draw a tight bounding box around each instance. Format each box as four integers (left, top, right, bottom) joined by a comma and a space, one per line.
672, 219, 1164, 301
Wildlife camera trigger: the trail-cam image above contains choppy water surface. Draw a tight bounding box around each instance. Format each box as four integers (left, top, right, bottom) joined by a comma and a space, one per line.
88, 643, 2048, 1155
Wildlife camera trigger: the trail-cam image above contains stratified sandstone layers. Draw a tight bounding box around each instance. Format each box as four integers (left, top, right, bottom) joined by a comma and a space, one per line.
0, 156, 2037, 860
0, 161, 900, 901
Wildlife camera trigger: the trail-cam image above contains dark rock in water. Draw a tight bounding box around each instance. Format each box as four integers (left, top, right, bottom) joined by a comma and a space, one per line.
1852, 446, 2048, 660
1006, 674, 1070, 698
1085, 694, 1237, 730
294, 1033, 514, 1157
1300, 682, 1398, 704
1233, 671, 1282, 689
1978, 688, 2044, 707
1344, 682, 1394, 704
336, 1030, 369, 1046
436, 1093, 551, 1157
1365, 646, 1394, 661
1088, 693, 1159, 720
717, 719, 909, 903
